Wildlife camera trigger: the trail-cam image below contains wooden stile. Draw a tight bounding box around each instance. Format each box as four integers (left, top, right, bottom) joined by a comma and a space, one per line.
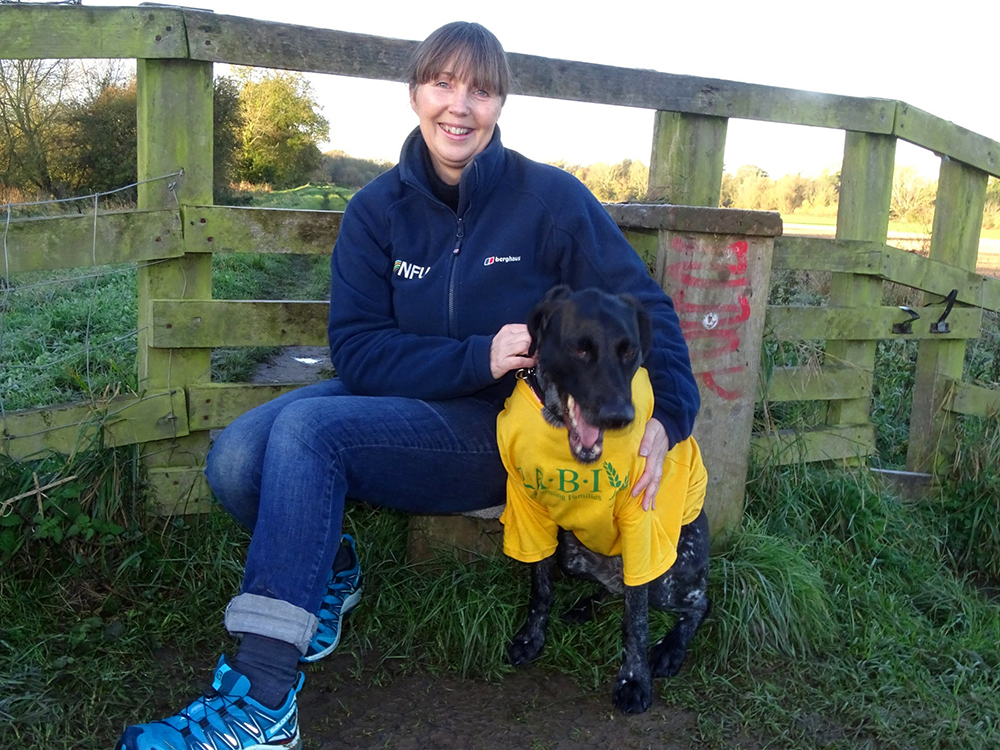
906, 158, 989, 473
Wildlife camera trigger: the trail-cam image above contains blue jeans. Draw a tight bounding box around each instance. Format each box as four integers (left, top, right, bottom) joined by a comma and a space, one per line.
206, 379, 507, 653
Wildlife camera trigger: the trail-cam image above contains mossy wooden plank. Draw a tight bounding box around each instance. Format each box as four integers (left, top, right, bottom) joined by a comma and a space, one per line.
606, 204, 782, 236
184, 12, 891, 133
766, 305, 980, 341
946, 381, 1000, 417
906, 158, 989, 473
879, 243, 984, 306
151, 300, 328, 348
760, 365, 871, 403
184, 11, 412, 78
136, 58, 214, 474
508, 55, 894, 132
648, 112, 728, 206
0, 389, 188, 461
146, 467, 214, 516
622, 228, 658, 269
772, 237, 992, 310
894, 102, 1000, 179
983, 277, 1000, 314
182, 206, 341, 255
751, 424, 876, 465
825, 132, 895, 434
0, 5, 186, 59
1, 210, 182, 275
772, 237, 883, 273
187, 383, 309, 430
407, 515, 504, 564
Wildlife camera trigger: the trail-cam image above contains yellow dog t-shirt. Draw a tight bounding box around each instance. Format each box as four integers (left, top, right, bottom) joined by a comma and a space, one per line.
498, 368, 707, 587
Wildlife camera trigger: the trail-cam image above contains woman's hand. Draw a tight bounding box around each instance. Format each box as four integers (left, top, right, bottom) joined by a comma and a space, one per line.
632, 417, 670, 511
490, 324, 536, 379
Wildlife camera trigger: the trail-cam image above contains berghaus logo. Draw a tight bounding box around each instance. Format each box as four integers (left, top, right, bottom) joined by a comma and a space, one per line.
484, 255, 521, 266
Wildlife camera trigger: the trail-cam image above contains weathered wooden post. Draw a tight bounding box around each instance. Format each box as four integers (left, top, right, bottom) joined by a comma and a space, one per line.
648, 112, 728, 207
906, 158, 988, 473
824, 132, 896, 456
136, 57, 215, 513
612, 207, 779, 540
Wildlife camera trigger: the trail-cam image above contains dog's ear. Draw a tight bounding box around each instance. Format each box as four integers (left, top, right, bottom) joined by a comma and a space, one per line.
622, 295, 653, 361
527, 286, 571, 357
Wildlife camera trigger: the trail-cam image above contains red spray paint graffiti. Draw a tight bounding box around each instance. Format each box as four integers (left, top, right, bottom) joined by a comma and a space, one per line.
667, 238, 751, 400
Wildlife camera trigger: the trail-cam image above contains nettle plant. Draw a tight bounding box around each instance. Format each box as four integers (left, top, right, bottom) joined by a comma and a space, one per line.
0, 449, 135, 566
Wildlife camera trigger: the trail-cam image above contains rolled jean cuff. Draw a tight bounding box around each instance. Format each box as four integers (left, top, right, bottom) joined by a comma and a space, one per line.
224, 593, 318, 655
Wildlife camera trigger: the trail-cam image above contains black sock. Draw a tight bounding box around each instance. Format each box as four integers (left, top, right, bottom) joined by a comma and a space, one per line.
332, 537, 355, 574
232, 634, 301, 710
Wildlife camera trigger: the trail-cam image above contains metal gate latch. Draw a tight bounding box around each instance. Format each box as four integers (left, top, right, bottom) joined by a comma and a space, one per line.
930, 289, 958, 334
893, 306, 920, 334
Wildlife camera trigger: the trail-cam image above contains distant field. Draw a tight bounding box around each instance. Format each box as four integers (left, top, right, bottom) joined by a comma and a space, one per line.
241, 182, 352, 211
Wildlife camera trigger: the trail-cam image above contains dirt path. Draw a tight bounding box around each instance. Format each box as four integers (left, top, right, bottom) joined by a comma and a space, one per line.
250, 345, 334, 385
297, 653, 715, 750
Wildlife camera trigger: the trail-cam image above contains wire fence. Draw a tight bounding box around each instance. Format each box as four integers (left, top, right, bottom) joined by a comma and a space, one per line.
1, 172, 181, 422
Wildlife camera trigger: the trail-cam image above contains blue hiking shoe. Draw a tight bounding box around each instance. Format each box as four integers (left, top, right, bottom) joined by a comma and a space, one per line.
116, 655, 303, 750
301, 534, 363, 663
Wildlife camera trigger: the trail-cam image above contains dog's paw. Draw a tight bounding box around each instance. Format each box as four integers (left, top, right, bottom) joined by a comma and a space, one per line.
649, 631, 687, 678
507, 631, 545, 666
612, 672, 653, 714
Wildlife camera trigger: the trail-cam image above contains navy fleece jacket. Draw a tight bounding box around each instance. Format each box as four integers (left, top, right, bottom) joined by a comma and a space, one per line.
328, 127, 700, 446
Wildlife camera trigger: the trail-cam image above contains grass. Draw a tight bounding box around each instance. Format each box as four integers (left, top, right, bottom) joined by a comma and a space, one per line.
5, 451, 1000, 748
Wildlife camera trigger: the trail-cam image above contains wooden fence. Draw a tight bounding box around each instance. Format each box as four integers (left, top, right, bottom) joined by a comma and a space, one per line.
2, 6, 1000, 532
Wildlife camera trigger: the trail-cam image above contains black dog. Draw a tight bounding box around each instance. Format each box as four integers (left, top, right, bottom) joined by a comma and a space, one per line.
501, 286, 711, 714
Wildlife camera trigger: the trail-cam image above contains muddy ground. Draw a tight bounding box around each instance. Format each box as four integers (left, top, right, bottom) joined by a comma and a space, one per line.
298, 653, 715, 750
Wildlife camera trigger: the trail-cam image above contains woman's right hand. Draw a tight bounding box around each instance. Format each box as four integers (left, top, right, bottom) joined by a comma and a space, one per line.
490, 324, 536, 379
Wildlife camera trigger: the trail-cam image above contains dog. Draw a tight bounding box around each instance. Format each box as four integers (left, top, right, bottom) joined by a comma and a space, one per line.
498, 285, 711, 714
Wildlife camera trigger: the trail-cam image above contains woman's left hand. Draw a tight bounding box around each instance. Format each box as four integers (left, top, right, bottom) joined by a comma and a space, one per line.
632, 417, 669, 512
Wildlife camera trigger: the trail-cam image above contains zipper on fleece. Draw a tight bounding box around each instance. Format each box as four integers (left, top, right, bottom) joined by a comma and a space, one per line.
447, 217, 465, 336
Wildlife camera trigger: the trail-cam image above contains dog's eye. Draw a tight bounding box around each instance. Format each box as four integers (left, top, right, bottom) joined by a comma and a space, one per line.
574, 348, 590, 361
618, 342, 637, 361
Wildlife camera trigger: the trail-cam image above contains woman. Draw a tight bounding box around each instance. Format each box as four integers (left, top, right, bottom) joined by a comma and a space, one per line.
117, 21, 699, 750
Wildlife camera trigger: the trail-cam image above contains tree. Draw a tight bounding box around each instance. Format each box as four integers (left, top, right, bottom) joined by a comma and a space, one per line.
774, 173, 810, 214
1, 60, 242, 201
59, 64, 136, 194
985, 177, 1000, 230
233, 68, 329, 188
212, 75, 243, 199
891, 166, 936, 225
554, 159, 649, 202
315, 150, 393, 189
0, 59, 75, 195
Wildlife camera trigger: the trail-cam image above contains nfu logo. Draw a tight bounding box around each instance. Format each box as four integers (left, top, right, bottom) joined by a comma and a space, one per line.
484, 255, 522, 266
394, 259, 430, 279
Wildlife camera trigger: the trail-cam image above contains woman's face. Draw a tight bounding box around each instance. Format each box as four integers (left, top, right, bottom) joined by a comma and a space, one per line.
410, 68, 502, 186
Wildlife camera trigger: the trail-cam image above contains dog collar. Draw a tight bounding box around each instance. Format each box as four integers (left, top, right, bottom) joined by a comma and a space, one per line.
516, 367, 545, 405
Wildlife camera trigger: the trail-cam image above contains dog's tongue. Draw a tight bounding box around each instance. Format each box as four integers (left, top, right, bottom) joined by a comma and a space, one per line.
572, 399, 601, 450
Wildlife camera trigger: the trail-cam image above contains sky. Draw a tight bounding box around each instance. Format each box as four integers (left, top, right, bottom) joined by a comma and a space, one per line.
85, 0, 999, 179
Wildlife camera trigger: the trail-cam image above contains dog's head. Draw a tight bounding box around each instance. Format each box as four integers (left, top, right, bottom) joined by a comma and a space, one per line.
527, 285, 652, 464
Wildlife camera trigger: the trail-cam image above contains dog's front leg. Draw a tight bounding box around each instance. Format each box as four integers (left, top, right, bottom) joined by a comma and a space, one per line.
612, 583, 653, 714
507, 555, 557, 666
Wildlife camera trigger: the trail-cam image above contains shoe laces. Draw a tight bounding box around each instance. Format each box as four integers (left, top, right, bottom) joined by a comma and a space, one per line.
170, 688, 241, 729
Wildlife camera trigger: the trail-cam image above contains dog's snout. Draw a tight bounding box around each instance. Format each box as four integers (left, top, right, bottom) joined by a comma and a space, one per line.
597, 401, 635, 430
